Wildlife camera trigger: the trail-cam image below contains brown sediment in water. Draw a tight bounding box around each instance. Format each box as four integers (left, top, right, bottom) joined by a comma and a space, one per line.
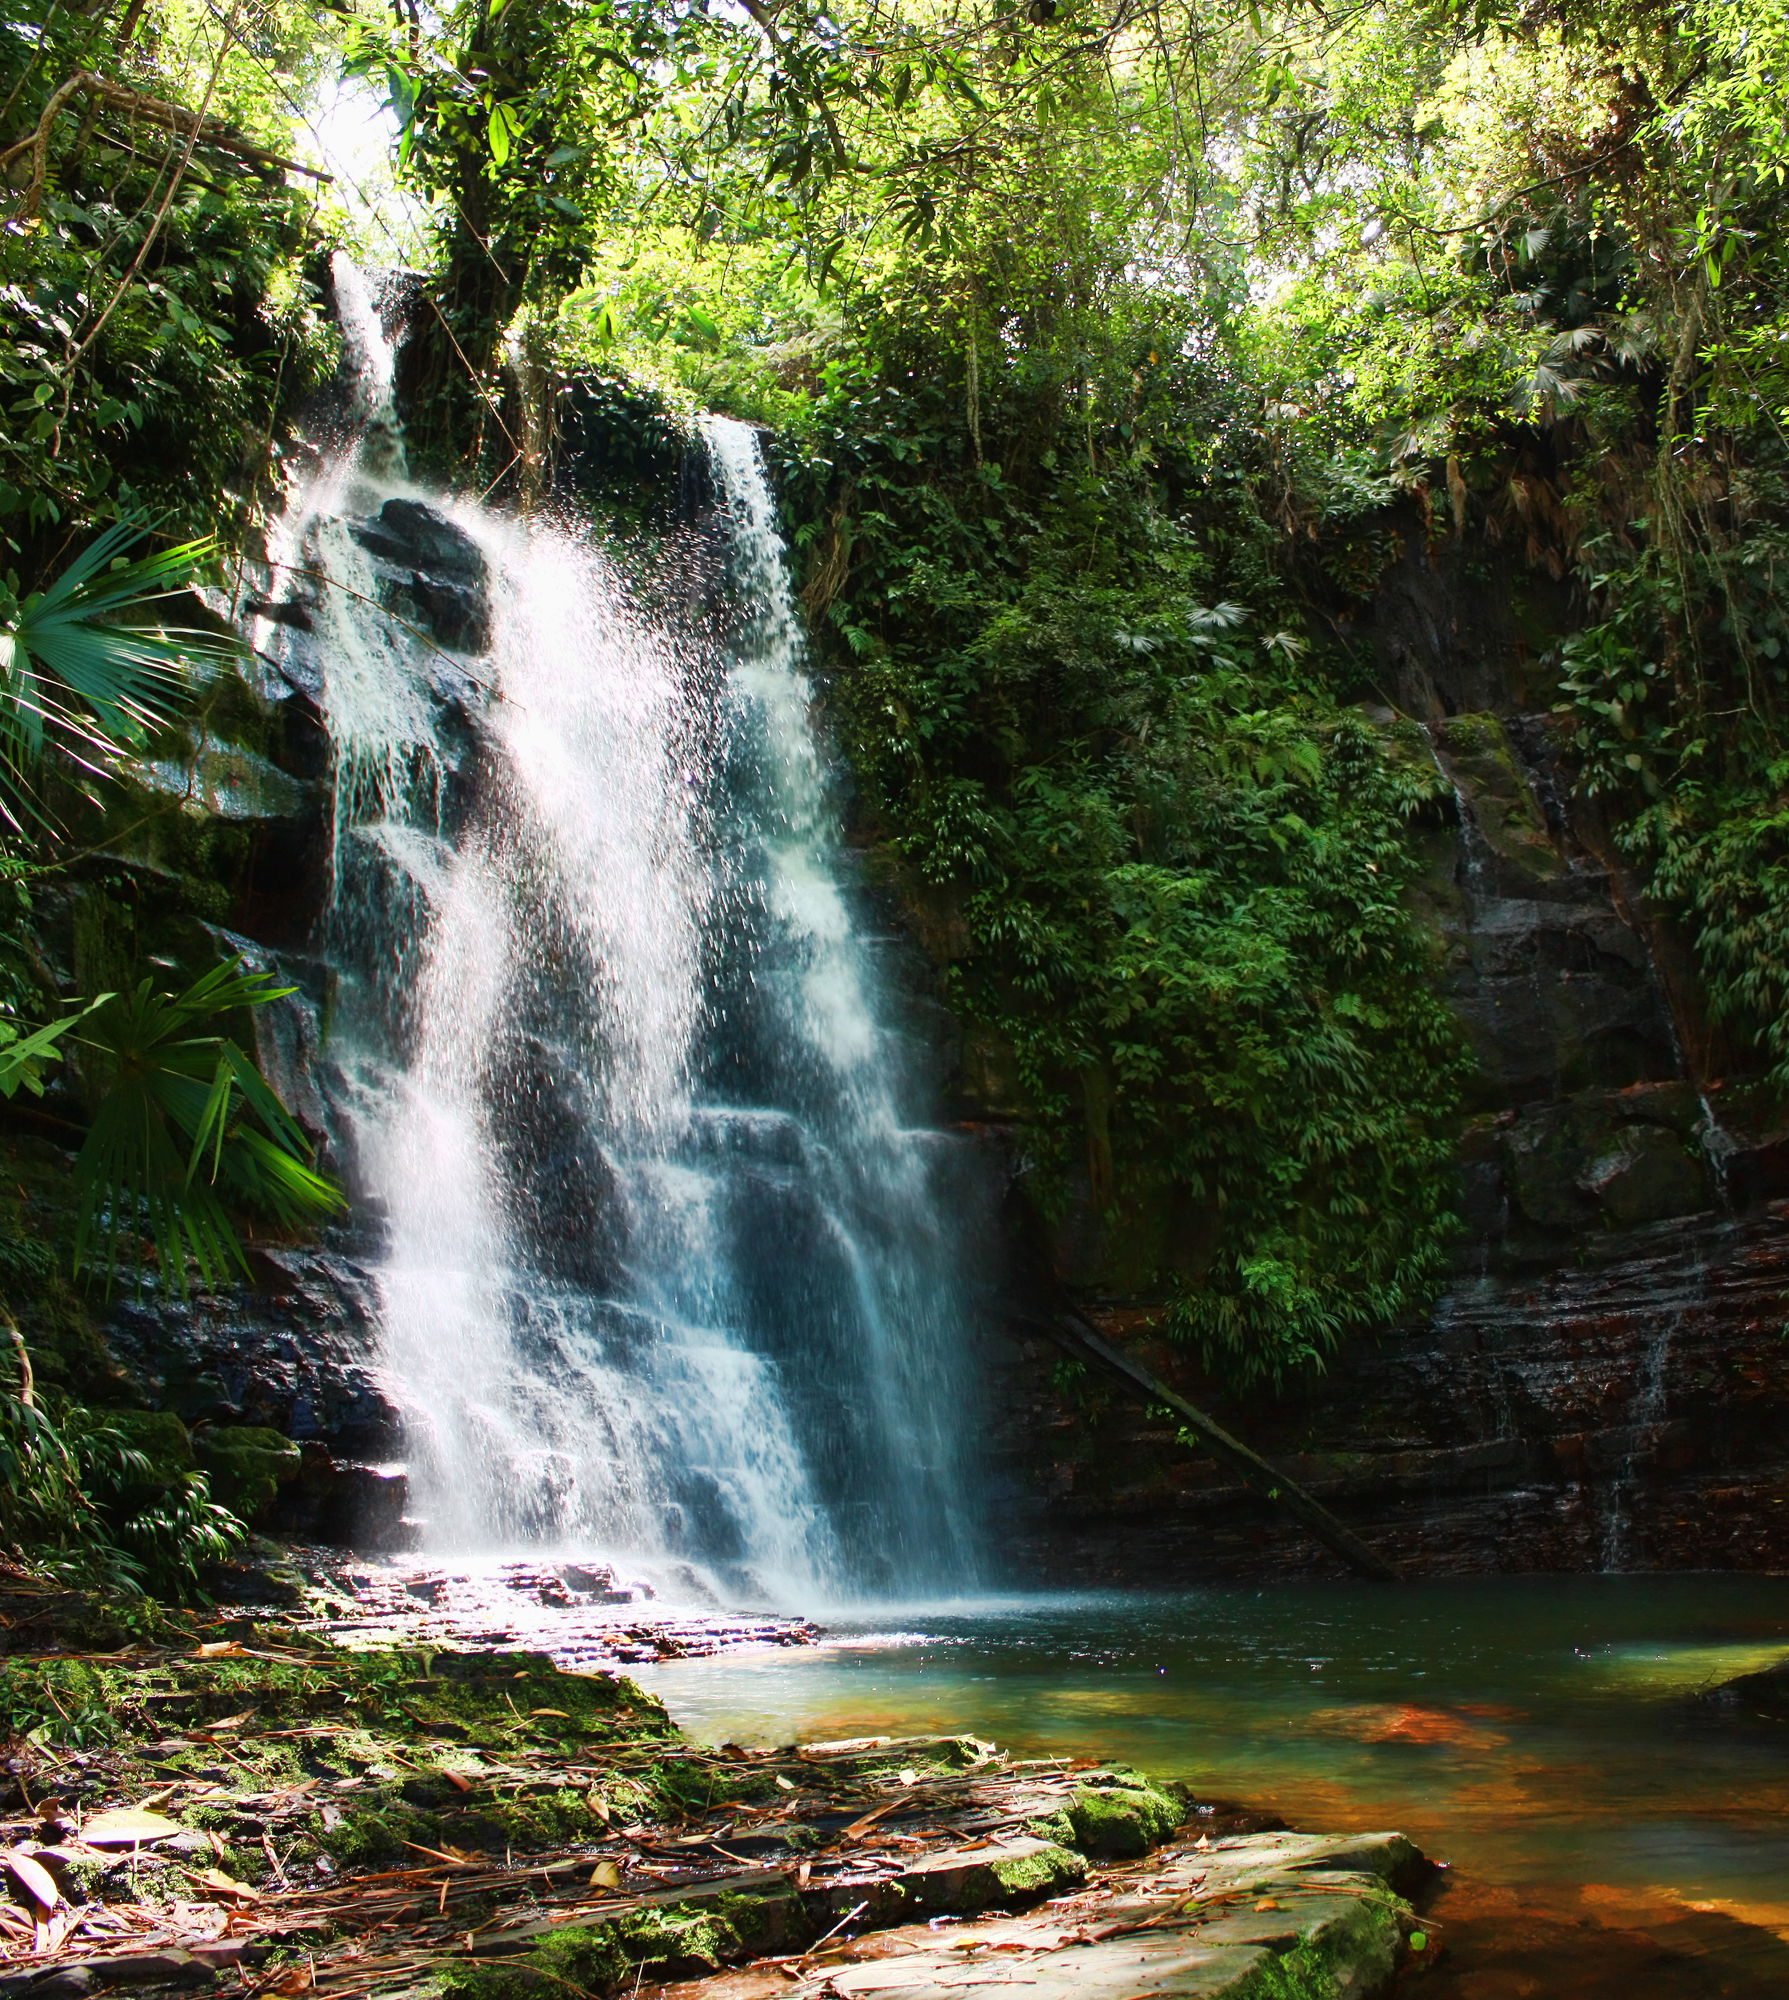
1398, 1872, 1789, 1998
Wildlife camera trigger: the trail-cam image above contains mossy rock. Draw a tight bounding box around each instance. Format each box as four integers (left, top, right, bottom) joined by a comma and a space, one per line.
129, 736, 315, 825
1063, 1778, 1185, 1858
436, 1881, 810, 2000
104, 1409, 196, 1494
1436, 710, 1564, 886
195, 1426, 301, 1521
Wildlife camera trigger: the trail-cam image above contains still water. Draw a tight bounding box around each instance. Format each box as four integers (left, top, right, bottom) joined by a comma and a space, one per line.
631, 1576, 1789, 1996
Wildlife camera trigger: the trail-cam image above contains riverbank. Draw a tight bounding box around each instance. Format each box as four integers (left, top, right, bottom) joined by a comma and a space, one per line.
0, 1603, 1427, 2000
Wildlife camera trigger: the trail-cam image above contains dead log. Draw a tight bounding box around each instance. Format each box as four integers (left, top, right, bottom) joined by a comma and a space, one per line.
1023, 1308, 1402, 1583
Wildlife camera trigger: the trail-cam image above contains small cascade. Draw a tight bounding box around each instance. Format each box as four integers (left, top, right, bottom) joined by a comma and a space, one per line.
1599, 1294, 1682, 1572
257, 270, 984, 1604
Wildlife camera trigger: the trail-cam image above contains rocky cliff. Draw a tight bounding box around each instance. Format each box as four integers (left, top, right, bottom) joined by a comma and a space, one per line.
986, 523, 1789, 1581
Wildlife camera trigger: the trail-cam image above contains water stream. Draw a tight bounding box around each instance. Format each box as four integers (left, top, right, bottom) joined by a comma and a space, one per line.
259, 278, 1789, 1996
260, 263, 983, 1603
628, 1578, 1789, 1996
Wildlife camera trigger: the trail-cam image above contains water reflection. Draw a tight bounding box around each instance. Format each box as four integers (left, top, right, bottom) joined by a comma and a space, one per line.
631, 1576, 1789, 1990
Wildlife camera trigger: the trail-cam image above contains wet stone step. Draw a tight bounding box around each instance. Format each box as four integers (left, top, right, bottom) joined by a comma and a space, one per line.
800, 1838, 1085, 1925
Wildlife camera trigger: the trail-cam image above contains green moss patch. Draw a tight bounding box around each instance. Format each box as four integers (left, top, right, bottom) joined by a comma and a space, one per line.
436, 1880, 811, 2000
1058, 1775, 1187, 1858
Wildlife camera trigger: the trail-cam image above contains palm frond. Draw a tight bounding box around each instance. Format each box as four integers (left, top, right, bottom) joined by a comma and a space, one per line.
0, 996, 110, 1100
0, 523, 241, 824
72, 960, 345, 1296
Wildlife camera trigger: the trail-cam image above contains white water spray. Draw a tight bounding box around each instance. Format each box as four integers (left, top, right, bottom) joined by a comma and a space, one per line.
263, 277, 983, 1603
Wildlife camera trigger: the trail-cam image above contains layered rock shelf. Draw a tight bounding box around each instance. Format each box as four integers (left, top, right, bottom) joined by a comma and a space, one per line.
998, 1195, 1789, 1582
295, 1556, 820, 1667
0, 1625, 1427, 2000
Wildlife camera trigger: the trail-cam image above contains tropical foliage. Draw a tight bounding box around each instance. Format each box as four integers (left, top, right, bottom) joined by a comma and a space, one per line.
13, 0, 1789, 1399
0, 523, 236, 820
1, 1329, 243, 1597
72, 957, 346, 1294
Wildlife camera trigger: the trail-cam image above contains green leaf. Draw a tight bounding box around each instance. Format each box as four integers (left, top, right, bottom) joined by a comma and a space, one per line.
487, 101, 523, 167
72, 959, 344, 1296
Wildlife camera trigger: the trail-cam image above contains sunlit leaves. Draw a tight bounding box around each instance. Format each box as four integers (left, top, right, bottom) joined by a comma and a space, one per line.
0, 522, 237, 829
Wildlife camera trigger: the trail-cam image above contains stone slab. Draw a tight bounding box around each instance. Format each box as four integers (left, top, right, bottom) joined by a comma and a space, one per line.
783, 1834, 1413, 2000
819, 1935, 1275, 2000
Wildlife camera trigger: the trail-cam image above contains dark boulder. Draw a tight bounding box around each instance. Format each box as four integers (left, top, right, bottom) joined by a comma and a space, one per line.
352, 498, 487, 585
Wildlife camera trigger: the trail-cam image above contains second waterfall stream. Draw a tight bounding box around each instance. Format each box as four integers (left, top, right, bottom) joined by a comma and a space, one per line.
258, 264, 983, 1604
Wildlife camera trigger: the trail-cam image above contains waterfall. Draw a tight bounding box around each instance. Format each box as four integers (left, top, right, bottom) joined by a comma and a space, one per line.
260, 271, 984, 1604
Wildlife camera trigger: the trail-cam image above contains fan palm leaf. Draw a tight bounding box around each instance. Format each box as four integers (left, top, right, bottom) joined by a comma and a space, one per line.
0, 522, 239, 826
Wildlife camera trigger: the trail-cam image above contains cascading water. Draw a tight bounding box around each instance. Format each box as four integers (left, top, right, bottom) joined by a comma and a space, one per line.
258, 264, 983, 1604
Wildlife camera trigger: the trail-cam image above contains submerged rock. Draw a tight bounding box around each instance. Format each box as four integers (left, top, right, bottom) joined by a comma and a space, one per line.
1700, 1656, 1789, 1721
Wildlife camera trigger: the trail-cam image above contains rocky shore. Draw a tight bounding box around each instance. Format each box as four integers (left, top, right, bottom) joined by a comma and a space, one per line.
0, 1585, 1430, 2000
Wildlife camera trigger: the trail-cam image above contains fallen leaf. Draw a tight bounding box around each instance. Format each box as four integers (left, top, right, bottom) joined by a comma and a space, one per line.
35, 1908, 78, 1954
443, 1771, 472, 1793
3, 1851, 64, 1913
897, 1768, 917, 1787
774, 1776, 796, 1793
584, 1790, 610, 1820
589, 1862, 622, 1889
1254, 1898, 1282, 1912
528, 1709, 571, 1719
188, 1868, 259, 1902
82, 1810, 184, 1848
194, 1642, 247, 1659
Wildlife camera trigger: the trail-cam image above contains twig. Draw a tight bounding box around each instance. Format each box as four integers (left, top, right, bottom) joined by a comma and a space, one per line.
2, 69, 331, 219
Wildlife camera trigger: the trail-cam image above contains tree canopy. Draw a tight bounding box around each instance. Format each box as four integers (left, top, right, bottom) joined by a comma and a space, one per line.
10, 0, 1789, 1385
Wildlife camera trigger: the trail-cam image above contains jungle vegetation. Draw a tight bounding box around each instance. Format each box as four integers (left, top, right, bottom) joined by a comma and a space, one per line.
4, 0, 1789, 1546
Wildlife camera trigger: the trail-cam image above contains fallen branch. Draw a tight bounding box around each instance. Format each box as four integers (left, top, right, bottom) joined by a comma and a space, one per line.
1023, 1309, 1402, 1583
3, 69, 330, 217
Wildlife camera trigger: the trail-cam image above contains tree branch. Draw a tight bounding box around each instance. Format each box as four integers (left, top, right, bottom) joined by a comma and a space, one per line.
3, 68, 331, 219
1022, 1307, 1403, 1583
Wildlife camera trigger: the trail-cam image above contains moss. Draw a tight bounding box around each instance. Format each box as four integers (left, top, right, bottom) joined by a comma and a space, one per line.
193, 1427, 301, 1522
1435, 711, 1564, 886
1064, 1779, 1185, 1859
436, 1883, 810, 2000
0, 1645, 685, 1866
103, 1409, 196, 1493
1245, 1882, 1406, 1999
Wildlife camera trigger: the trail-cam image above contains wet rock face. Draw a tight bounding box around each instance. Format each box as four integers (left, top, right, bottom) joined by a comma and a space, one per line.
1418, 710, 1680, 1106
98, 1246, 441, 1551
104, 1247, 394, 1454
987, 530, 1789, 1583
352, 496, 492, 655
995, 1200, 1789, 1581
